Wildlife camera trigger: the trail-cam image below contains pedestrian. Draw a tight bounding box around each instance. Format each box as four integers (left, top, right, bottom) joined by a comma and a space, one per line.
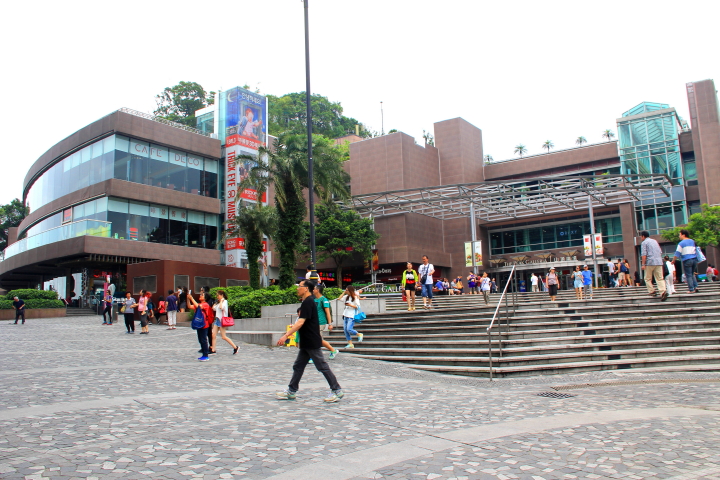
530, 273, 539, 292
581, 265, 594, 300
479, 272, 491, 305
572, 265, 584, 300
101, 290, 113, 325
211, 290, 239, 355
640, 231, 668, 301
467, 272, 477, 295
186, 292, 213, 361
401, 262, 419, 311
453, 276, 464, 295
418, 255, 435, 309
156, 296, 167, 325
634, 271, 642, 287
178, 287, 188, 312
706, 264, 714, 283
664, 255, 676, 295
340, 285, 363, 349
314, 284, 339, 360
137, 289, 150, 334
166, 290, 178, 329
547, 267, 559, 302
618, 259, 630, 287
275, 279, 344, 402
672, 229, 700, 294
442, 278, 451, 294
490, 278, 497, 294
123, 292, 137, 333
607, 259, 616, 287
201, 286, 215, 354
12, 296, 25, 324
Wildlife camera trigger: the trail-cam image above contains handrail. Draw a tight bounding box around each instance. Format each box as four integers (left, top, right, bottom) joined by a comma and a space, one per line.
487, 265, 518, 380
119, 107, 214, 138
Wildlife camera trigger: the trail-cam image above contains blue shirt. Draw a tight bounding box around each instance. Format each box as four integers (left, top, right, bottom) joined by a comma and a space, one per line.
166, 294, 178, 311
581, 270, 593, 285
675, 238, 697, 261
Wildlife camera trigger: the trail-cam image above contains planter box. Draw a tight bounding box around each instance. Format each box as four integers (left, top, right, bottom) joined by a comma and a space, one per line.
0, 308, 67, 320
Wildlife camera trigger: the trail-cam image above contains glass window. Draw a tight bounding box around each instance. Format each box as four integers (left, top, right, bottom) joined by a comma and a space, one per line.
108, 198, 129, 213
128, 140, 149, 185
203, 158, 219, 197
167, 149, 187, 192
147, 144, 169, 188
643, 208, 657, 232
129, 201, 149, 216
656, 206, 672, 231
168, 207, 187, 246
187, 154, 203, 195
651, 154, 667, 175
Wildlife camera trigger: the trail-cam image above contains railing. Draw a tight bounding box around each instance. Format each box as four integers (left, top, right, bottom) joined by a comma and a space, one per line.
119, 107, 214, 138
2, 220, 112, 261
487, 265, 518, 380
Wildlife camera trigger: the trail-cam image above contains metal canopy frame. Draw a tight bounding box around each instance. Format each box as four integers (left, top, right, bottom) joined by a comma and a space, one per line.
343, 174, 672, 222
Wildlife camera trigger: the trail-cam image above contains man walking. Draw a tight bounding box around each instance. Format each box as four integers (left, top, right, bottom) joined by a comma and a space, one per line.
13, 296, 25, 324
419, 255, 435, 309
530, 273, 538, 292
640, 231, 667, 301
673, 229, 699, 294
166, 290, 178, 330
276, 280, 343, 403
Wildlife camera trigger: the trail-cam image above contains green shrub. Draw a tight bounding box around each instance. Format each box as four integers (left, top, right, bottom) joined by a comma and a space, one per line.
228, 287, 300, 319
6, 289, 59, 300
323, 287, 344, 300
0, 299, 65, 309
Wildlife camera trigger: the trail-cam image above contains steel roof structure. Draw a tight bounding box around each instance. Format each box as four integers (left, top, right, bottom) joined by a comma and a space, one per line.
343, 174, 673, 222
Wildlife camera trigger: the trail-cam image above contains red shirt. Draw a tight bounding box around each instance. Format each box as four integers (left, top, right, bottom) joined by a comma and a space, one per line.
199, 301, 213, 328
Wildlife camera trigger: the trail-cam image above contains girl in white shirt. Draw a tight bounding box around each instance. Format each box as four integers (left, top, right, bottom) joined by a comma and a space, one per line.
664, 256, 676, 295
341, 285, 363, 349
212, 290, 239, 354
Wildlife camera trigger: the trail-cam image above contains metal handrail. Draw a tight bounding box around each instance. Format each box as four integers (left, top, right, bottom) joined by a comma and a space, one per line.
119, 107, 214, 138
487, 265, 518, 380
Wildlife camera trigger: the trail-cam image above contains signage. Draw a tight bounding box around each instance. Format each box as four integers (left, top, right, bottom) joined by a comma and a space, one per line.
224, 86, 268, 268
583, 233, 603, 257
465, 241, 483, 267
474, 241, 483, 266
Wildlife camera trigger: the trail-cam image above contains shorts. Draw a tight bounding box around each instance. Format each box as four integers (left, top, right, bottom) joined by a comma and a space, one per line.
618, 272, 626, 280
139, 312, 148, 327
548, 284, 558, 296
213, 318, 222, 327
179, 302, 187, 310
319, 324, 329, 337
404, 284, 416, 292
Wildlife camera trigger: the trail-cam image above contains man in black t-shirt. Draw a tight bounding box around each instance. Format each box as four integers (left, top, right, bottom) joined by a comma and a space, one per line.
276, 280, 343, 403
13, 297, 25, 324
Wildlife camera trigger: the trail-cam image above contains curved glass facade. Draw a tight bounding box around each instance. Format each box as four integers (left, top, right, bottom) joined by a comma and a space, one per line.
26, 135, 219, 211
21, 196, 220, 252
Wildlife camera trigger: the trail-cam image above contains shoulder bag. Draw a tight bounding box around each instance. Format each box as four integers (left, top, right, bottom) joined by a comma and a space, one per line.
353, 308, 366, 323
697, 246, 707, 262
191, 308, 206, 329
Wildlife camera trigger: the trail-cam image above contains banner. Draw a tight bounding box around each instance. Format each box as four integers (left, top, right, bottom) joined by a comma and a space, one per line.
465, 242, 473, 267
474, 241, 483, 266
465, 241, 483, 267
224, 86, 268, 268
583, 233, 603, 257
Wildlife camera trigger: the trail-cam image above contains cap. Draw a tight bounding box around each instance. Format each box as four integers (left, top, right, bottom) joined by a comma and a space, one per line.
549, 267, 555, 271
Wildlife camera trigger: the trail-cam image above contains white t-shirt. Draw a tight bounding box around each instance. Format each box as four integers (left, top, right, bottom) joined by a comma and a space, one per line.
213, 299, 228, 319
607, 261, 615, 274
531, 275, 538, 286
419, 263, 434, 284
341, 295, 360, 318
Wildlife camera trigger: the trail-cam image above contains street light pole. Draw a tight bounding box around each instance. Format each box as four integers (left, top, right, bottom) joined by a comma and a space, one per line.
380, 101, 384, 135
303, 0, 318, 282
588, 195, 599, 289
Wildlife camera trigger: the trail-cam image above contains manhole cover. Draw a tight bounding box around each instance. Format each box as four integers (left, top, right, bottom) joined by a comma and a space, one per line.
537, 391, 576, 399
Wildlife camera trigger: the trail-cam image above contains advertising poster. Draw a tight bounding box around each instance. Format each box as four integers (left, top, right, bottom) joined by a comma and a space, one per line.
465, 242, 473, 267
474, 241, 483, 266
583, 233, 604, 257
224, 86, 268, 268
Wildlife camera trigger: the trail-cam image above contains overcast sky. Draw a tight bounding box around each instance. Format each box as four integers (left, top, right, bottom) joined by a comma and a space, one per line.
1, 0, 719, 206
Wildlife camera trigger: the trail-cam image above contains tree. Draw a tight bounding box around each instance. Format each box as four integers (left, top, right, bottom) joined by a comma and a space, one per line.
661, 204, 720, 249
266, 92, 371, 139
422, 130, 435, 146
388, 129, 398, 134
576, 136, 587, 145
514, 144, 528, 158
154, 81, 215, 127
223, 198, 277, 289
309, 204, 380, 289
484, 154, 494, 164
238, 133, 351, 288
602, 129, 616, 142
542, 140, 554, 153
0, 199, 29, 251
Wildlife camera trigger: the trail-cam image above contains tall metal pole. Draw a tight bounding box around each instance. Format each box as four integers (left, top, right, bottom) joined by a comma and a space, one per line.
470, 202, 478, 275
588, 195, 599, 288
304, 0, 318, 281
380, 101, 384, 135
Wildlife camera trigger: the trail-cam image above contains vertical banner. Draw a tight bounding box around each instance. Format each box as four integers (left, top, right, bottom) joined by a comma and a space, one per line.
465, 242, 473, 267
583, 234, 604, 256
473, 241, 483, 266
224, 87, 268, 268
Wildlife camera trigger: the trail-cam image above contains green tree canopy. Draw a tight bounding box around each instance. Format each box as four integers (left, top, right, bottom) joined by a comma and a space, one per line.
266, 92, 371, 139
154, 81, 215, 127
661, 204, 720, 249
305, 204, 380, 289
0, 199, 29, 251
237, 133, 351, 288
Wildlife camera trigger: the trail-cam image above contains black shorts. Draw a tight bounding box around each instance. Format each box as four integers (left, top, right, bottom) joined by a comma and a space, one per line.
548, 284, 558, 296
404, 284, 416, 292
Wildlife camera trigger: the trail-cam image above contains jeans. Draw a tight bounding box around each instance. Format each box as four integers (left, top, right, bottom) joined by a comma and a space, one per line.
197, 327, 209, 356
683, 257, 698, 292
102, 304, 112, 323
343, 316, 358, 342
288, 348, 341, 393
421, 283, 433, 299
583, 284, 593, 298
124, 312, 135, 332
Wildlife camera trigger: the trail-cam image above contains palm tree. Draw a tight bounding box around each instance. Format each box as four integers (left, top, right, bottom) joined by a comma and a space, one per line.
223, 199, 277, 289
514, 144, 528, 158
483, 154, 493, 164
576, 136, 587, 146
602, 129, 616, 142
542, 140, 554, 153
237, 132, 351, 288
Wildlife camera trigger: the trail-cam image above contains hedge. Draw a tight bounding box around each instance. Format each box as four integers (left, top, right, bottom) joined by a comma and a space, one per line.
6, 289, 59, 300
0, 299, 65, 309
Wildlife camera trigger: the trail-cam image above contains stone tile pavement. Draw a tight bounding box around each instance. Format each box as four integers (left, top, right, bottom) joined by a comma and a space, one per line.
1, 316, 720, 479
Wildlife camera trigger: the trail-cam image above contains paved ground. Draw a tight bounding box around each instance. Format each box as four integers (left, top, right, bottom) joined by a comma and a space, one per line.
1, 316, 720, 480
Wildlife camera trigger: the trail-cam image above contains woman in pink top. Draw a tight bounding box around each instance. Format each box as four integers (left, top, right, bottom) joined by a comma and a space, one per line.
137, 290, 150, 335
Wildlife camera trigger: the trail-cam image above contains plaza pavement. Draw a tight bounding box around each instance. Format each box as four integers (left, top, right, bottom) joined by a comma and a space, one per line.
1, 315, 720, 480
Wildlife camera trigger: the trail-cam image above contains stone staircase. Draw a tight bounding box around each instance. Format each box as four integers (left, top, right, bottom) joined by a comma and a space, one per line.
326, 283, 720, 378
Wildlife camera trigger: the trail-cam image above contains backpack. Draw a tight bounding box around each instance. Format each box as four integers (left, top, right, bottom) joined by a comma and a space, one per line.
191, 307, 206, 329
620, 263, 628, 273
662, 262, 670, 278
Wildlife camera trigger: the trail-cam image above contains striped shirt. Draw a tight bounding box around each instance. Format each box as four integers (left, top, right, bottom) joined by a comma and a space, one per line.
675, 239, 697, 261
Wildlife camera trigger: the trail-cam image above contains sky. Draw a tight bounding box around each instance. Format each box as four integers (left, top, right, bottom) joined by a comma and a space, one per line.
1, 0, 719, 206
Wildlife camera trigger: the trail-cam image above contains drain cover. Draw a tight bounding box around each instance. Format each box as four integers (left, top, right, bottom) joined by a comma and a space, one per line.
537, 391, 576, 399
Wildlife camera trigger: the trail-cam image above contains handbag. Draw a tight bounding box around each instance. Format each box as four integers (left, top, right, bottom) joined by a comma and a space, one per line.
221, 316, 234, 327
120, 305, 126, 313
191, 308, 206, 329
697, 246, 706, 262
402, 292, 407, 302
353, 308, 366, 323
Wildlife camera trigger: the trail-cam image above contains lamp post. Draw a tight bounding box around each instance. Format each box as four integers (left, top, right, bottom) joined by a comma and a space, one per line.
303, 0, 318, 282
380, 101, 384, 135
